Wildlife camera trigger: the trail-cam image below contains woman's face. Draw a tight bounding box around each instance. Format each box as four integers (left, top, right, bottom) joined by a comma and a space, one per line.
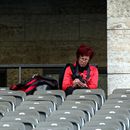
78, 55, 90, 67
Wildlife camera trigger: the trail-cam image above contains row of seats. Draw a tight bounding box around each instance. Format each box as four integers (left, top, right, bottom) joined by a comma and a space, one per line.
1, 87, 129, 130
83, 88, 130, 130
0, 87, 106, 130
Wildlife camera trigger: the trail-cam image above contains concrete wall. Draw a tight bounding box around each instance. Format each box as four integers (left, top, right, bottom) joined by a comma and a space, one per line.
0, 0, 106, 65
107, 0, 130, 94
0, 0, 107, 85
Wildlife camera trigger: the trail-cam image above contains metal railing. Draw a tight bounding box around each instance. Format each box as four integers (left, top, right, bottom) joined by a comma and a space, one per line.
0, 64, 107, 85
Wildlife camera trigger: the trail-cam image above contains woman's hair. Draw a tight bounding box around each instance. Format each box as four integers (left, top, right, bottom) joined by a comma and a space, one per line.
76, 44, 94, 60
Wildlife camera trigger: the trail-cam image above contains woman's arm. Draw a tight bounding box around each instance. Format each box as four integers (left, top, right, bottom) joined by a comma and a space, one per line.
87, 66, 99, 89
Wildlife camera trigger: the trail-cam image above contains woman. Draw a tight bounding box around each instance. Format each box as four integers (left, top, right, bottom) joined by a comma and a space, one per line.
62, 44, 98, 95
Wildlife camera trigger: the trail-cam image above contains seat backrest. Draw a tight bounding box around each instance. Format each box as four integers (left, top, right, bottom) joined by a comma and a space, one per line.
25, 95, 57, 110
112, 88, 130, 94
16, 104, 50, 121
73, 88, 106, 106
62, 100, 96, 115
66, 94, 100, 110
0, 96, 16, 111
58, 103, 93, 121
108, 93, 130, 100
36, 121, 74, 130
0, 90, 26, 106
85, 120, 122, 130
33, 127, 68, 130
91, 114, 128, 130
0, 121, 26, 130
46, 114, 82, 130
4, 109, 40, 122
1, 116, 38, 130
81, 125, 118, 130
51, 109, 86, 126
20, 100, 54, 112
34, 90, 66, 106
0, 128, 19, 130
0, 102, 12, 111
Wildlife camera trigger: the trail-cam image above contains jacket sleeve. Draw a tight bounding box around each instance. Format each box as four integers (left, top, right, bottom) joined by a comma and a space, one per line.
62, 66, 73, 91
87, 66, 99, 89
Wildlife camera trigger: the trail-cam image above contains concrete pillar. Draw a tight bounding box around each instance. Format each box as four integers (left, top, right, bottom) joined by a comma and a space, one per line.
107, 0, 130, 95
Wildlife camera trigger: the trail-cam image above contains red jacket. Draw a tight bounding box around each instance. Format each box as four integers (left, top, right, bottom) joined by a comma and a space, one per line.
62, 64, 98, 90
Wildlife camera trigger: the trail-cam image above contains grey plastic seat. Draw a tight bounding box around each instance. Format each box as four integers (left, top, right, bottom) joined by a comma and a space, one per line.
85, 120, 122, 130
0, 96, 16, 111
90, 114, 128, 130
34, 90, 66, 106
112, 88, 130, 94
0, 128, 19, 130
108, 93, 130, 100
73, 88, 106, 106
16, 104, 50, 121
105, 98, 130, 105
0, 87, 9, 91
50, 109, 86, 126
20, 100, 54, 112
0, 105, 11, 118
0, 102, 12, 111
25, 95, 58, 110
95, 108, 130, 129
4, 110, 40, 122
81, 125, 118, 130
0, 104, 10, 112
1, 116, 38, 130
66, 94, 100, 110
101, 102, 130, 114
58, 103, 93, 121
62, 100, 96, 114
0, 110, 6, 119
36, 121, 74, 130
46, 113, 82, 130
0, 121, 26, 130
0, 90, 26, 106
32, 127, 68, 130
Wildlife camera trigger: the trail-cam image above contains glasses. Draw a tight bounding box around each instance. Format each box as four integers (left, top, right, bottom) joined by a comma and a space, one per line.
79, 56, 89, 62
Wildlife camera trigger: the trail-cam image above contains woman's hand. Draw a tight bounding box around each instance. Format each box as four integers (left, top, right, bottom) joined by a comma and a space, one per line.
73, 78, 88, 88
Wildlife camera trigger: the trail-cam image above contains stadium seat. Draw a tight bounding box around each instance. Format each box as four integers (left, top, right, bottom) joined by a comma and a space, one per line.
49, 109, 86, 126
73, 88, 106, 106
112, 88, 130, 94
0, 121, 26, 130
0, 96, 16, 111
90, 114, 128, 130
66, 94, 100, 110
20, 100, 54, 112
16, 104, 50, 121
0, 128, 19, 130
0, 90, 26, 106
35, 121, 74, 130
34, 89, 66, 106
32, 127, 68, 130
108, 93, 130, 100
81, 125, 119, 130
1, 116, 38, 130
4, 110, 41, 123
84, 120, 122, 130
58, 103, 93, 121
46, 114, 82, 130
25, 95, 58, 110
62, 100, 96, 115
0, 102, 12, 111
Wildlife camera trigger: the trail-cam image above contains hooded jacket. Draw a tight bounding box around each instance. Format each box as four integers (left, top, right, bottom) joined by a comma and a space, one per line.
62, 63, 98, 91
